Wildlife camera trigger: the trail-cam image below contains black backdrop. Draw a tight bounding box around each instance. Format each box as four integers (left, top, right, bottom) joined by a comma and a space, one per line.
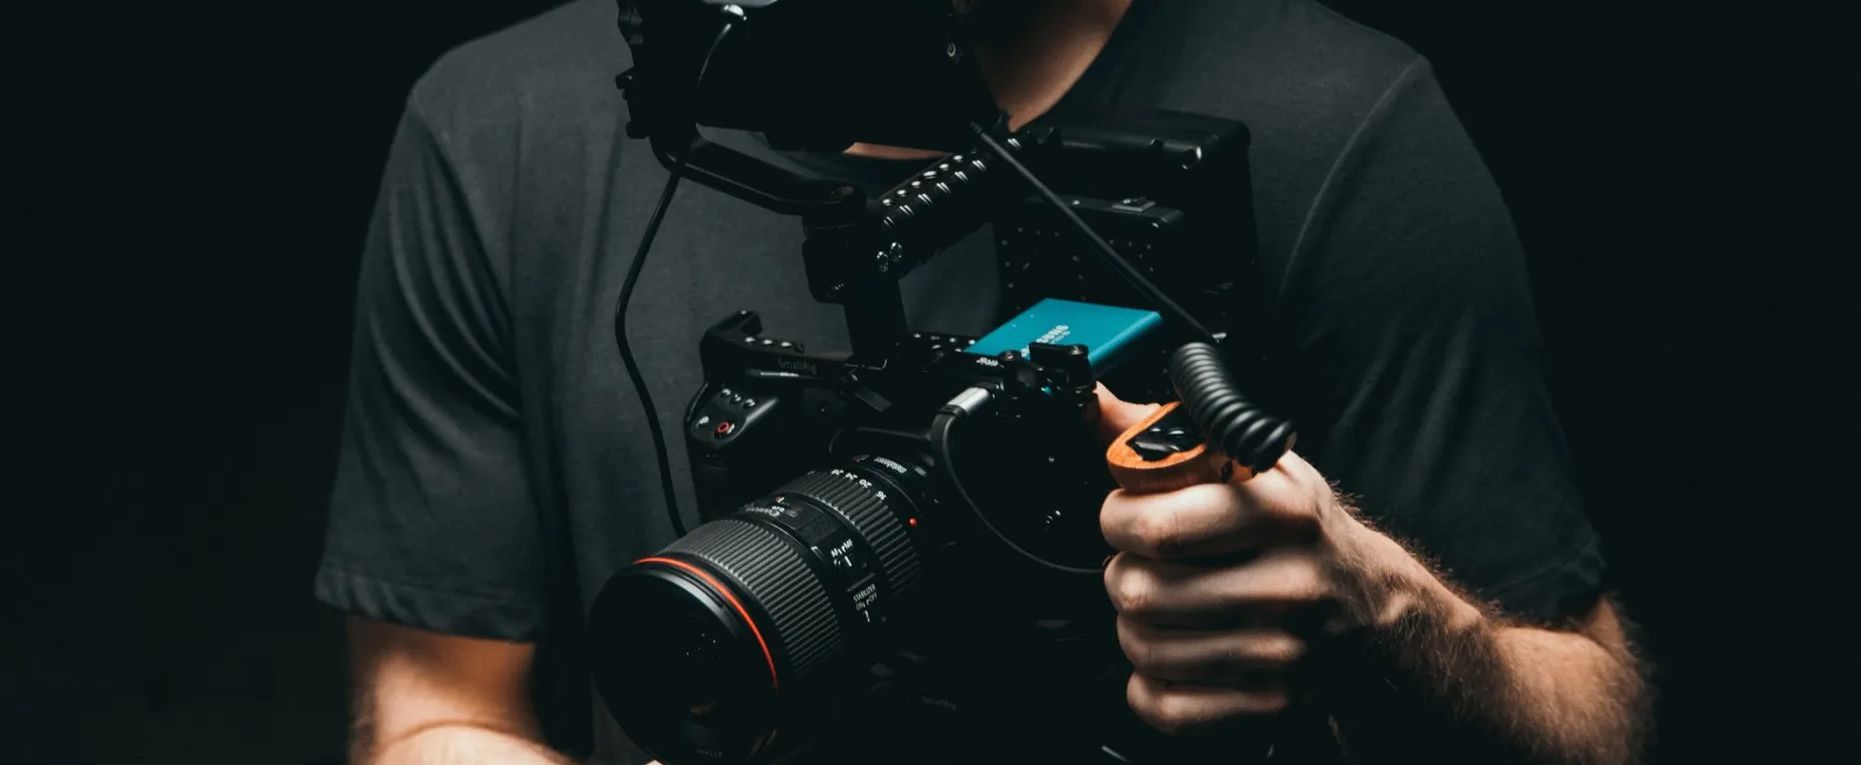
9, 2, 1854, 763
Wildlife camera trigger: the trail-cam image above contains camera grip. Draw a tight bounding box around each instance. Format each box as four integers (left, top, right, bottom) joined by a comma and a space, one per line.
1106, 401, 1253, 494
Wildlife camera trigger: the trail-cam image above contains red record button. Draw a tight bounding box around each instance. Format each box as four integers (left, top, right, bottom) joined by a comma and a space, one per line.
714, 420, 737, 438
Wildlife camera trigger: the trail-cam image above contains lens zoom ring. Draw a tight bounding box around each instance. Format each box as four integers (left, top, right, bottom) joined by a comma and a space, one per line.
784, 470, 922, 597
663, 519, 844, 684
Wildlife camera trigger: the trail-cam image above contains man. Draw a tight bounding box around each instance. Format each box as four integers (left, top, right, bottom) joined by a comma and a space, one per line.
316, 0, 1650, 763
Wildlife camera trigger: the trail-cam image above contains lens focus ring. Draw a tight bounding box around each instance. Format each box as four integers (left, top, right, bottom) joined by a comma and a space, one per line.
781, 469, 921, 599
663, 518, 845, 685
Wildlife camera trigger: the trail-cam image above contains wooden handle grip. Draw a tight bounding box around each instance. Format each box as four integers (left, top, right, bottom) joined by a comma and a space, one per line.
1105, 401, 1253, 494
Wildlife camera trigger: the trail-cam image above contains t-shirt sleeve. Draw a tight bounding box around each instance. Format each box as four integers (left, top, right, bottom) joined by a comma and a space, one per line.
312, 95, 546, 641
1273, 57, 1605, 623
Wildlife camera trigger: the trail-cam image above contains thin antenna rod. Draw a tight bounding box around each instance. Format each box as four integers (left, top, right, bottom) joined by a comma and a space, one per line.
968, 124, 1218, 345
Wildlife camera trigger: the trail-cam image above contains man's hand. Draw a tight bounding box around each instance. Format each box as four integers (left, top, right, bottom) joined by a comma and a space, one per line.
1094, 392, 1372, 735
346, 617, 572, 765
1092, 389, 1650, 763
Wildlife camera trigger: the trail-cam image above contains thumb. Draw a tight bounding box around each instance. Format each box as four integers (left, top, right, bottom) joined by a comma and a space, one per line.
1093, 384, 1162, 449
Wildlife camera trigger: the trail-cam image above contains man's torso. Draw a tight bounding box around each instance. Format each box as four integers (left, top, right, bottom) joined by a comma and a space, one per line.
385, 1, 1432, 759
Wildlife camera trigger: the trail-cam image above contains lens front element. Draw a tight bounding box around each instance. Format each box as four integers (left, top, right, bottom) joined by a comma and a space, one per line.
589, 457, 932, 764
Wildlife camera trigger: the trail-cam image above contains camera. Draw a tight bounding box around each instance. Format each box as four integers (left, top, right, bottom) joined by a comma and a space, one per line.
591, 3, 1295, 762
590, 304, 1131, 764
587, 109, 1292, 764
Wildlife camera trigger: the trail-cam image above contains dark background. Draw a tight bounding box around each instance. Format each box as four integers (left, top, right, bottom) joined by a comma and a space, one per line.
9, 1, 1854, 763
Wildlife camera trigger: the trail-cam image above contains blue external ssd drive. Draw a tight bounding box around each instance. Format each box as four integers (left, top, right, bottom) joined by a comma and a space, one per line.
965, 298, 1163, 373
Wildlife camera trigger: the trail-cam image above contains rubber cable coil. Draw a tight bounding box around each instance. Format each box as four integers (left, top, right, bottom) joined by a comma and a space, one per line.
1167, 342, 1297, 474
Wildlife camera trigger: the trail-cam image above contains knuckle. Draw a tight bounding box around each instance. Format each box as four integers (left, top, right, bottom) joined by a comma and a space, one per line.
1245, 633, 1307, 666
1098, 491, 1131, 538
1134, 510, 1187, 557
1127, 674, 1202, 735
1143, 688, 1194, 735
1245, 472, 1294, 513
1107, 566, 1154, 616
1125, 675, 1162, 728
1115, 618, 1155, 670
1259, 474, 1321, 526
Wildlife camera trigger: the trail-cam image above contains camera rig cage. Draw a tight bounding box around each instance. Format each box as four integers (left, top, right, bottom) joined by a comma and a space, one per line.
615, 0, 1279, 390
592, 2, 1302, 763
678, 111, 1265, 521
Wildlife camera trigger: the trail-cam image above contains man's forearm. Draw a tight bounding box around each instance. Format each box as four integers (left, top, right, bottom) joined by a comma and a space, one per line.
345, 619, 576, 765
362, 722, 574, 765
1324, 518, 1650, 765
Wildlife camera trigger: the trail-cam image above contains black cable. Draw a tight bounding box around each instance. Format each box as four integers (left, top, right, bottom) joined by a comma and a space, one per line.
614, 18, 739, 538
616, 172, 689, 537
1168, 342, 1296, 474
932, 357, 1291, 574
968, 123, 1297, 475
932, 389, 1104, 576
967, 123, 1218, 346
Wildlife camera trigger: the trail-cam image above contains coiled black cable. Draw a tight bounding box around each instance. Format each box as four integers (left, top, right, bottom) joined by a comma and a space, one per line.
1168, 342, 1296, 474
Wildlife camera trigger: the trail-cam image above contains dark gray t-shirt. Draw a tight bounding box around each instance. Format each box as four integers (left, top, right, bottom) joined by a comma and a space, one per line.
314, 0, 1605, 761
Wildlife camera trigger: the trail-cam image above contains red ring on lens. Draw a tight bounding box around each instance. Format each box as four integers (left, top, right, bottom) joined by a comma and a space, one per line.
634, 556, 781, 692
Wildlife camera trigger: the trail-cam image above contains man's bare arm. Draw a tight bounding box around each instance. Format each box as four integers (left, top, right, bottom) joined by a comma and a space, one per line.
345, 617, 571, 765
1096, 393, 1650, 765
1324, 527, 1650, 765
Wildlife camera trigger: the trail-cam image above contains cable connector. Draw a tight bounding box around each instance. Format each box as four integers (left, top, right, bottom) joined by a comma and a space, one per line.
939, 387, 994, 418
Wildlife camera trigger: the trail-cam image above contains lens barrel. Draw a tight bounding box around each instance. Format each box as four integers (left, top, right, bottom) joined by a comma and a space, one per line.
589, 455, 932, 764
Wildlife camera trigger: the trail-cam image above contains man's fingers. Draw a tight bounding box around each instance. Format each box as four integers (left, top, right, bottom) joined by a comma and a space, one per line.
1126, 672, 1289, 736
1102, 483, 1258, 559
1116, 617, 1306, 685
1094, 384, 1162, 448
1104, 550, 1332, 627
1101, 474, 1317, 560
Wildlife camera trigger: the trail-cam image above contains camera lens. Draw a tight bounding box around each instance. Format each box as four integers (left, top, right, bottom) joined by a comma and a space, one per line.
589, 455, 932, 764
664, 613, 729, 714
